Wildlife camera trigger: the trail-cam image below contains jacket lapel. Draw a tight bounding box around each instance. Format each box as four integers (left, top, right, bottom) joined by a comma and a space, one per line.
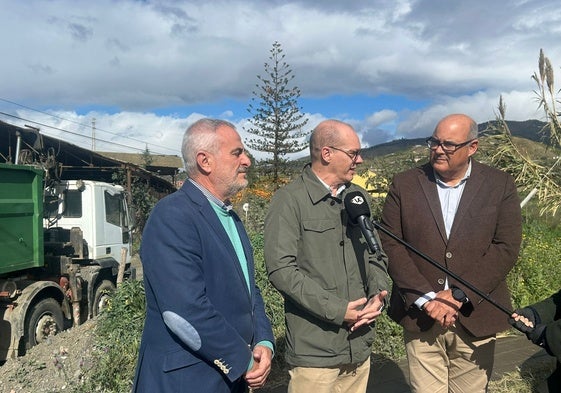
181, 182, 252, 299
418, 165, 448, 244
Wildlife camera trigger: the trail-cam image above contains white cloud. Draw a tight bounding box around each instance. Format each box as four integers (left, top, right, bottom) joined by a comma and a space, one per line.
1, 0, 560, 160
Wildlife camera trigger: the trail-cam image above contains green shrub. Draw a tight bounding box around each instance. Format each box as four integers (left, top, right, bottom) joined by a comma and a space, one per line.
372, 313, 405, 360
508, 220, 561, 308
75, 279, 145, 393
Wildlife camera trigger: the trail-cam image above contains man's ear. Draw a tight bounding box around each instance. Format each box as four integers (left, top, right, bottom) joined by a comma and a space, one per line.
197, 151, 212, 174
321, 146, 332, 163
468, 140, 479, 157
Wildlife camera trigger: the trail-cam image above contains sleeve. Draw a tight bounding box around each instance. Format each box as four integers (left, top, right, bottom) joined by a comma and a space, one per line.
544, 319, 561, 362
532, 290, 561, 361
249, 259, 276, 348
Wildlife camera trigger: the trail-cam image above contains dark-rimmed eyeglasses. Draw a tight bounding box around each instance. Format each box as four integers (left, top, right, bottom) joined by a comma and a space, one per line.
328, 146, 362, 161
425, 137, 475, 153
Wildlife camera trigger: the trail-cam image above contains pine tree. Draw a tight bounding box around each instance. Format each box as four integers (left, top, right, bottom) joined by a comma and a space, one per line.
245, 41, 309, 189
141, 145, 153, 168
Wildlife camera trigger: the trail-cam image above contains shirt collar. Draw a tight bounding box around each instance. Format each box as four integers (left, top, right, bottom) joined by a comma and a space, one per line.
302, 165, 344, 204
188, 178, 233, 212
315, 173, 347, 197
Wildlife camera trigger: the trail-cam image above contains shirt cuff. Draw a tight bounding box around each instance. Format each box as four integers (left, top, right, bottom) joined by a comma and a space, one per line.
256, 340, 275, 356
415, 291, 436, 310
247, 341, 275, 372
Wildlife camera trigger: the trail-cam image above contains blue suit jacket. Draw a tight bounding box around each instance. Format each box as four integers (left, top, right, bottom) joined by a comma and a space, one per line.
133, 181, 274, 392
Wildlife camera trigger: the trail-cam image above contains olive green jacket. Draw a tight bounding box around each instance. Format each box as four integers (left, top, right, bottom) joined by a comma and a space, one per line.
264, 164, 390, 367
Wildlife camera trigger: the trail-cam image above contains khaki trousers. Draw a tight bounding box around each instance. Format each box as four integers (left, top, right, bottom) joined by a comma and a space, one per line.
287, 357, 370, 393
404, 323, 496, 393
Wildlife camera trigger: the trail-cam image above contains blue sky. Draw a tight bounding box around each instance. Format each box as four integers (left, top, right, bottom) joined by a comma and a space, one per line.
1, 0, 560, 160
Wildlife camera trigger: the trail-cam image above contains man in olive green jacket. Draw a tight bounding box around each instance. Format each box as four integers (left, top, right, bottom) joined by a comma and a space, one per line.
264, 119, 390, 393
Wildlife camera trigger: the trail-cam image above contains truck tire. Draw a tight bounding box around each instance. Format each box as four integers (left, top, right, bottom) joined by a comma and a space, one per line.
24, 298, 64, 350
93, 280, 116, 317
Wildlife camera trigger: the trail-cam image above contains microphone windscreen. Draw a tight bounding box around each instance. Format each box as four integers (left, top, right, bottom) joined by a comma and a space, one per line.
344, 191, 371, 223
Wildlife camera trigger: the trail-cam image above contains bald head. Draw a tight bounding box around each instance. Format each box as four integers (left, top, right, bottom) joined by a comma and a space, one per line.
435, 114, 478, 140
310, 120, 356, 162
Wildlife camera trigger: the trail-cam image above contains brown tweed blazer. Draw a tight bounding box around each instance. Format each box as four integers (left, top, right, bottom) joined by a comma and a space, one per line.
380, 160, 522, 337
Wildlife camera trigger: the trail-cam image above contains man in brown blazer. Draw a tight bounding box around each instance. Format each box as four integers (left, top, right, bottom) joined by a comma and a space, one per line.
380, 113, 522, 393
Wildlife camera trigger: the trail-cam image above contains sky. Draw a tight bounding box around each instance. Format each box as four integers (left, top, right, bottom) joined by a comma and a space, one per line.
1, 0, 561, 161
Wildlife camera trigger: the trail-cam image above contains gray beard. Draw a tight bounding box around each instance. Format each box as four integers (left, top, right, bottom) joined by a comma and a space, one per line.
225, 179, 248, 198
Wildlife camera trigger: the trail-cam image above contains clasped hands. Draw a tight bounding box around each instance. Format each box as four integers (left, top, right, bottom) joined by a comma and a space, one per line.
423, 289, 463, 328
345, 290, 388, 332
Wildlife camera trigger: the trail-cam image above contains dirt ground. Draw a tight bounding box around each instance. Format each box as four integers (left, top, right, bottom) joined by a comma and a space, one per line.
0, 319, 98, 393
0, 255, 143, 393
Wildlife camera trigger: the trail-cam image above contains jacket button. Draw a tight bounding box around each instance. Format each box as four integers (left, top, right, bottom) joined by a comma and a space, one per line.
446, 252, 452, 259
339, 241, 344, 246
330, 200, 335, 206
437, 278, 445, 285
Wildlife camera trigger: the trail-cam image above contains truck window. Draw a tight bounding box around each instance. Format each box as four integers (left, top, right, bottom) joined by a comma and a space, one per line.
44, 194, 59, 217
105, 191, 124, 227
63, 190, 82, 218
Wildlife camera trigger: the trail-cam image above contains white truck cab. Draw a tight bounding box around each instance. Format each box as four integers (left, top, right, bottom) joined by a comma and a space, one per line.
44, 179, 132, 265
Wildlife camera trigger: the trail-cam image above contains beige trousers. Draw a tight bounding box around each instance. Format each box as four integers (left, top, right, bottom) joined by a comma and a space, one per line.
404, 323, 496, 393
287, 357, 370, 393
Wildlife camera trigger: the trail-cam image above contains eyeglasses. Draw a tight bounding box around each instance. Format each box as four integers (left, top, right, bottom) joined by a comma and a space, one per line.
328, 146, 362, 161
425, 137, 475, 153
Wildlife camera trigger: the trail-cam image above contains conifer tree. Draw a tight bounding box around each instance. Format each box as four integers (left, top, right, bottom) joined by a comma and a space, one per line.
245, 41, 309, 189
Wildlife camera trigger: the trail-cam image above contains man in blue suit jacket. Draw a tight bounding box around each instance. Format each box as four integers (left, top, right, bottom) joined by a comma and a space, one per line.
133, 118, 274, 392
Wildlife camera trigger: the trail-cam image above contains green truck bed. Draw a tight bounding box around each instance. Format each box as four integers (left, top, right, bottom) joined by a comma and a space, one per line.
0, 163, 44, 275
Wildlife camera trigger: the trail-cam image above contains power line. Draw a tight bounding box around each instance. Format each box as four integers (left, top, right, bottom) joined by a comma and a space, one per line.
0, 111, 168, 155
0, 97, 181, 155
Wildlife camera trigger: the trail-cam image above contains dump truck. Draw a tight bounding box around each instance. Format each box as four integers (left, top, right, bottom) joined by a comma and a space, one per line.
0, 161, 134, 361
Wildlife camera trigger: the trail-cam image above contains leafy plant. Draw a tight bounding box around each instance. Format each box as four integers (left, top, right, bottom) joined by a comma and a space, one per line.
75, 279, 145, 392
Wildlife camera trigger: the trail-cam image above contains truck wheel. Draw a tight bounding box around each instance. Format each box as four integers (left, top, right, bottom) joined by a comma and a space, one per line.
24, 298, 63, 350
93, 280, 116, 317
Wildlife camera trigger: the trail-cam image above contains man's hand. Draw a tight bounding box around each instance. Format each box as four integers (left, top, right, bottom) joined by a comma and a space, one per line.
509, 307, 547, 348
509, 307, 536, 333
350, 290, 388, 332
344, 297, 368, 325
244, 345, 273, 389
424, 289, 462, 328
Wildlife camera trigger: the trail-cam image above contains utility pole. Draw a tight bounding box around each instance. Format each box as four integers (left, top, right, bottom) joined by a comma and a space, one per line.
92, 117, 96, 151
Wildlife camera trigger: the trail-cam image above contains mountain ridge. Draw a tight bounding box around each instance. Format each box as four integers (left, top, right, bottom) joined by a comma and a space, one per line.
361, 119, 549, 158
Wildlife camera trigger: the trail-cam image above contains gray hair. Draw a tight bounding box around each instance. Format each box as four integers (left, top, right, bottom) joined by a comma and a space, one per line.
182, 118, 236, 176
467, 117, 479, 140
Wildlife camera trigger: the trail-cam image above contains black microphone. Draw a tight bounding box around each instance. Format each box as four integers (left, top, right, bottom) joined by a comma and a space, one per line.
344, 191, 382, 259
